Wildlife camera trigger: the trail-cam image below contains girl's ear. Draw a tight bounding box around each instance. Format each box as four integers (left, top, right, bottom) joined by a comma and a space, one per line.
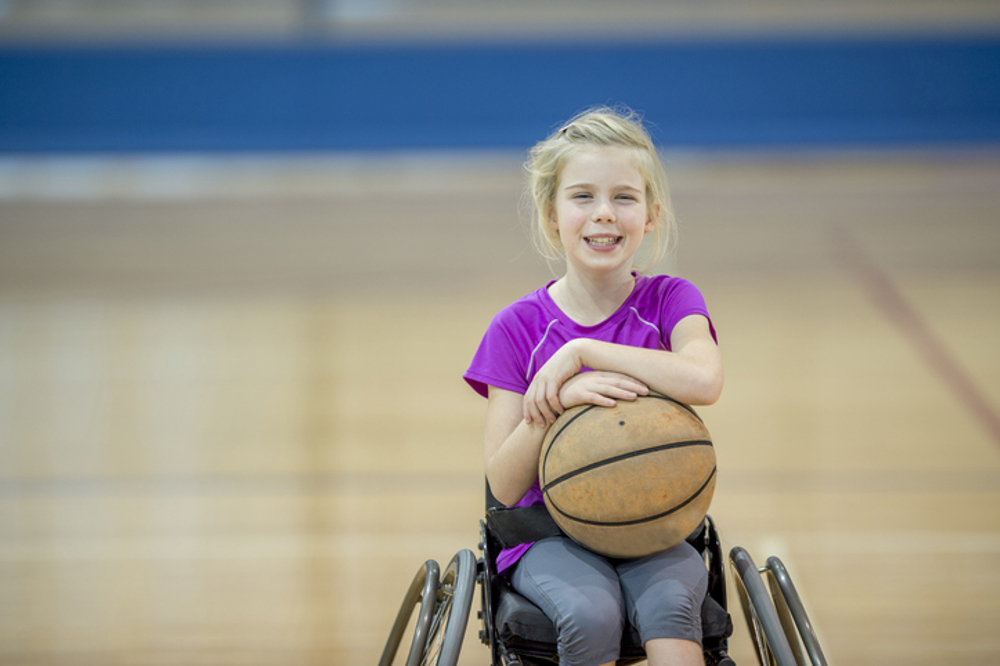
547, 204, 559, 230
645, 202, 660, 233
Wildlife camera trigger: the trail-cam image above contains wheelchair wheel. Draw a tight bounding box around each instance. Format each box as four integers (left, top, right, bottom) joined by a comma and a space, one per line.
378, 559, 441, 666
419, 549, 478, 666
764, 556, 828, 666
729, 547, 797, 666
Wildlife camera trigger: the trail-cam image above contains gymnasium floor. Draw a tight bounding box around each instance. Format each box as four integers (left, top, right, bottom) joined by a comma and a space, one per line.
0, 146, 998, 664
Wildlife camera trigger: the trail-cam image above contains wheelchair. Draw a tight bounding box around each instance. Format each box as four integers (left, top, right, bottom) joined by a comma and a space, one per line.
379, 483, 827, 666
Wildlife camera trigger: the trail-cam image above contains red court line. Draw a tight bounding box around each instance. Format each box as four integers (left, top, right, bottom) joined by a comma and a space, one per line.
832, 225, 1000, 447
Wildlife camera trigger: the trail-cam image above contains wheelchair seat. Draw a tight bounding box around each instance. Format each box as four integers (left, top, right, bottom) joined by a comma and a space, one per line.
489, 554, 649, 664
479, 483, 734, 666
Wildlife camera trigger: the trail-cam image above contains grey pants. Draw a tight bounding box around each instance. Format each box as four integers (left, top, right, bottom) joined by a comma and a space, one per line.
510, 536, 707, 666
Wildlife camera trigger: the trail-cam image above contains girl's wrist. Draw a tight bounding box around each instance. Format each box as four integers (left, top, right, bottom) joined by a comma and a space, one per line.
567, 337, 592, 369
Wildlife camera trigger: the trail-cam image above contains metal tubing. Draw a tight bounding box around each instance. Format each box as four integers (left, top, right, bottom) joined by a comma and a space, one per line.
765, 557, 828, 666
378, 559, 441, 666
730, 547, 798, 666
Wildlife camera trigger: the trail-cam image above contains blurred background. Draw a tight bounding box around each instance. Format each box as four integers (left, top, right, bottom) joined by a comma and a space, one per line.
1, 1, 999, 664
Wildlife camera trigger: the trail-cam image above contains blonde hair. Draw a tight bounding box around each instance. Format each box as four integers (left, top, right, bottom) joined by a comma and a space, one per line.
525, 105, 675, 274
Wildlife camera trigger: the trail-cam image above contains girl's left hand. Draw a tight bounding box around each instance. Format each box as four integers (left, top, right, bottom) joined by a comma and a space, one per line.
522, 342, 584, 425
558, 371, 648, 411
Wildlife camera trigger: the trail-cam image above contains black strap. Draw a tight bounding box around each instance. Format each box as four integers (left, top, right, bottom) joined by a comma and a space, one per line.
486, 504, 709, 552
486, 505, 564, 549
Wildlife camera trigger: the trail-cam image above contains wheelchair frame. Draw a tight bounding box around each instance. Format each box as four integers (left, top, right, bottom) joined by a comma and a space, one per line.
380, 510, 827, 666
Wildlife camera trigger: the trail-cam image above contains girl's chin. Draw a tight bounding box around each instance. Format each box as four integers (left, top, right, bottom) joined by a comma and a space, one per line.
566, 255, 635, 277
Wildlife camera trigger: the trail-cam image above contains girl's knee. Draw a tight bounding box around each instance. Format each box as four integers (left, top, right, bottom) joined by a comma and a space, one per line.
556, 595, 623, 664
632, 578, 705, 644
620, 543, 709, 644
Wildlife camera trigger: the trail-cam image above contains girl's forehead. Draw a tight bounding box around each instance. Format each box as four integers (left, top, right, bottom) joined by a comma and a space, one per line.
559, 145, 645, 184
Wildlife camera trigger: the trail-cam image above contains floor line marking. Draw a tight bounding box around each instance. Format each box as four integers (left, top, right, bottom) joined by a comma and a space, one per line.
832, 225, 1000, 447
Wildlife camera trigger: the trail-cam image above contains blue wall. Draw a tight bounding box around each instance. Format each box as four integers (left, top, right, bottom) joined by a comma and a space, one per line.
1, 36, 999, 152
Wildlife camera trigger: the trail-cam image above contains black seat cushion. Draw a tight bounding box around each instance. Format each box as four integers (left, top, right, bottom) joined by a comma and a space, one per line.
494, 580, 645, 658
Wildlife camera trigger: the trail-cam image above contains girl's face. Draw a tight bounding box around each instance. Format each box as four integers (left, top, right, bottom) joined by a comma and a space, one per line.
549, 146, 656, 279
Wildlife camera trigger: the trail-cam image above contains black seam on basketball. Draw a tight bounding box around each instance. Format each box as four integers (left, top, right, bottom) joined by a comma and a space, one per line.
540, 404, 599, 480
548, 466, 717, 527
641, 393, 704, 424
541, 396, 703, 484
541, 439, 713, 492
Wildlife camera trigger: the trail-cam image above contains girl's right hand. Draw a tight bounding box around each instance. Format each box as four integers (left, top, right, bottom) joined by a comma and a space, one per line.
558, 371, 649, 412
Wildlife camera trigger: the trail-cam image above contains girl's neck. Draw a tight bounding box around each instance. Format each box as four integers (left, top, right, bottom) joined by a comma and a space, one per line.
548, 267, 637, 326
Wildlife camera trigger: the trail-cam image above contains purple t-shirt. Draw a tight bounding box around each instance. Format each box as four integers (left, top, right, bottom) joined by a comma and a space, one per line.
464, 274, 717, 572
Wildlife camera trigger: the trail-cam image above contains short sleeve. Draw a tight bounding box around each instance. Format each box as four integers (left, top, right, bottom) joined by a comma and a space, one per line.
464, 315, 531, 399
652, 277, 718, 350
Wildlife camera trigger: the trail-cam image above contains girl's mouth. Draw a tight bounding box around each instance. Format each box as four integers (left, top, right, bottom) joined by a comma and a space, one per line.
585, 236, 623, 248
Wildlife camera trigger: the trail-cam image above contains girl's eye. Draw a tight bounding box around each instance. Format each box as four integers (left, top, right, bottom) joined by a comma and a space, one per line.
616, 194, 637, 202
572, 193, 592, 200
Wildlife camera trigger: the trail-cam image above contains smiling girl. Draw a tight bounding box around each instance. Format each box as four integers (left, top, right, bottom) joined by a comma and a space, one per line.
464, 107, 723, 666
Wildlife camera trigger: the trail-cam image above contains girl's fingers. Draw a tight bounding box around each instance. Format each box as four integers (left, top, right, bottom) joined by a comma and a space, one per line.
546, 387, 563, 423
522, 388, 537, 424
525, 372, 653, 424
525, 393, 543, 425
524, 386, 554, 425
522, 387, 563, 426
618, 378, 648, 395
587, 392, 617, 408
538, 399, 557, 425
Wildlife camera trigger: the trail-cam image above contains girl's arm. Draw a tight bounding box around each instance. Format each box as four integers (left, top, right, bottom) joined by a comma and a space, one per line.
524, 314, 723, 425
483, 387, 549, 507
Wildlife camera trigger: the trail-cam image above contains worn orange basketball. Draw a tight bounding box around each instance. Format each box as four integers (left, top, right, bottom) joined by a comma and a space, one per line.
539, 393, 716, 559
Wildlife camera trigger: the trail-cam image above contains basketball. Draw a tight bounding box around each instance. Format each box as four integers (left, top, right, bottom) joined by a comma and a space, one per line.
539, 393, 716, 559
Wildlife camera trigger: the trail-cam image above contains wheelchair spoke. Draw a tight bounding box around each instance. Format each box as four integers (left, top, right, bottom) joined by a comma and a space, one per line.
421, 585, 455, 666
420, 550, 475, 666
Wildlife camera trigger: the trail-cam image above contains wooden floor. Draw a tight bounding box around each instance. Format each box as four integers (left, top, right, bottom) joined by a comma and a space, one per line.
1, 148, 998, 664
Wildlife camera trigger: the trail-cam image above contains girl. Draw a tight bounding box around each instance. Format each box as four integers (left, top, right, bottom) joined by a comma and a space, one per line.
464, 107, 723, 666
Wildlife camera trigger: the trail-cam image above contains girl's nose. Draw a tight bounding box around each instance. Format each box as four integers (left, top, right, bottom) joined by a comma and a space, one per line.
593, 198, 615, 222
